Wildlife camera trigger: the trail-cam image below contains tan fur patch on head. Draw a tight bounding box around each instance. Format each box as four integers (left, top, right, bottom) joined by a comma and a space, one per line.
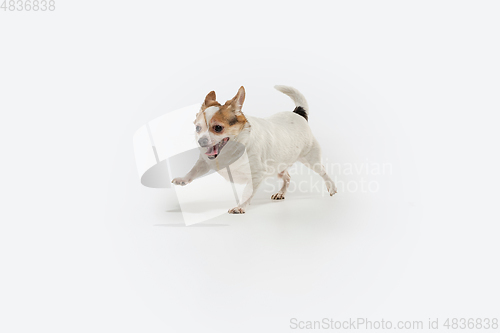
202, 91, 220, 111
211, 104, 246, 129
209, 87, 247, 136
202, 100, 221, 111
195, 87, 248, 137
195, 91, 221, 127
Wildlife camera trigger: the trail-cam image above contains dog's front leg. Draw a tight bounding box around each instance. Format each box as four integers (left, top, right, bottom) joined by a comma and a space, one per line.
228, 175, 264, 214
171, 156, 210, 186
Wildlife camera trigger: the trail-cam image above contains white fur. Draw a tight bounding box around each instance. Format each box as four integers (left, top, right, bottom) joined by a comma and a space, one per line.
195, 106, 219, 146
274, 85, 309, 114
172, 86, 336, 214
203, 106, 219, 122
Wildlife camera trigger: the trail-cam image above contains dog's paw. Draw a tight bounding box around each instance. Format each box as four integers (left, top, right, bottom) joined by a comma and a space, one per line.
171, 177, 191, 186
271, 192, 285, 200
326, 181, 337, 196
228, 207, 245, 214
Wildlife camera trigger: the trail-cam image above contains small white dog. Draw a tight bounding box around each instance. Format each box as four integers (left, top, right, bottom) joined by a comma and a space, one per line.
172, 85, 336, 214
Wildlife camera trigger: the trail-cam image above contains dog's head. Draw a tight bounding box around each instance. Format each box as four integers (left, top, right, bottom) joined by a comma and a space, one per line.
194, 86, 248, 160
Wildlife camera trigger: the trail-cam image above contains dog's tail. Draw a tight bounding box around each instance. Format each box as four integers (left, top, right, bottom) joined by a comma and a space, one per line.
274, 85, 309, 121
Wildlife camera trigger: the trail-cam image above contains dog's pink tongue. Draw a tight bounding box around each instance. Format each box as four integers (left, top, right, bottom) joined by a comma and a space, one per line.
205, 144, 218, 156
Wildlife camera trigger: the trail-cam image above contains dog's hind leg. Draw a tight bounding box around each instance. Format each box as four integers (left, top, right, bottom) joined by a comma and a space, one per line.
299, 139, 337, 196
271, 170, 290, 200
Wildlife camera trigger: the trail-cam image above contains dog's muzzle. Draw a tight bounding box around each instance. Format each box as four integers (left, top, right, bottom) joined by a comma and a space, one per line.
198, 137, 210, 147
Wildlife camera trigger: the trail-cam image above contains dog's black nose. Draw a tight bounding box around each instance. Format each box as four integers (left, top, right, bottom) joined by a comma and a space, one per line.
198, 137, 209, 147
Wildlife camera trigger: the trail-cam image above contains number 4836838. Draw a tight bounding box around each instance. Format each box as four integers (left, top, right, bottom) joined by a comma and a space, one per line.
1, 0, 55, 11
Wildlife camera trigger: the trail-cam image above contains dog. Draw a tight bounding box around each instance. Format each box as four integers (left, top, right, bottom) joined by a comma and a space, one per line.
171, 85, 337, 214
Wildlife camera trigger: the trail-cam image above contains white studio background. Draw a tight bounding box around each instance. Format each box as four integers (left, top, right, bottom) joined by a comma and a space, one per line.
0, 1, 499, 332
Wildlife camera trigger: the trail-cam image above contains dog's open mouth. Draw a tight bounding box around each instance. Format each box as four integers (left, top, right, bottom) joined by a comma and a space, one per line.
205, 137, 230, 160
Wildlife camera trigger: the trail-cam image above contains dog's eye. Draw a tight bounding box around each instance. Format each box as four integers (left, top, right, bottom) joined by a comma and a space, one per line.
213, 125, 223, 133
195, 125, 201, 132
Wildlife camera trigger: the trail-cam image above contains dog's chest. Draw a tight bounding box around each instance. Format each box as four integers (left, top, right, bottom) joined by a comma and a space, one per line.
215, 153, 252, 184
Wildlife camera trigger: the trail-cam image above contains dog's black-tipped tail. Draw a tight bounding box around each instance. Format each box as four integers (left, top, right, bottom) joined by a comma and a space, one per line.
293, 106, 308, 121
274, 85, 309, 121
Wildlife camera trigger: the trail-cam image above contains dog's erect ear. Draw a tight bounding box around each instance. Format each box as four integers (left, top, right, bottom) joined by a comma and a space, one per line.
230, 86, 245, 113
203, 91, 217, 107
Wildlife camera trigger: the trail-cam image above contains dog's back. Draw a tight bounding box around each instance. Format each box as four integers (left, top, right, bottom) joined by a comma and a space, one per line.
244, 112, 315, 175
